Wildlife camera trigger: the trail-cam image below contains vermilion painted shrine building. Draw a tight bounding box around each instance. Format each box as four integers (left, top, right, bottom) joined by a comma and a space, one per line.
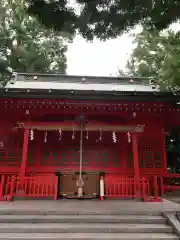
0, 73, 179, 201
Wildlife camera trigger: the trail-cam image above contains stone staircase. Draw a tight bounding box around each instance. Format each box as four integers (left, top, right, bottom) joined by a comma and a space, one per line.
0, 211, 178, 239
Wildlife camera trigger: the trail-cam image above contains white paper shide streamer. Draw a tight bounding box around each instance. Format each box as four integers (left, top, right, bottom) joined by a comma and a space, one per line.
59, 128, 62, 140
112, 131, 116, 143
127, 132, 131, 143
72, 128, 75, 140
30, 129, 34, 141
44, 131, 47, 143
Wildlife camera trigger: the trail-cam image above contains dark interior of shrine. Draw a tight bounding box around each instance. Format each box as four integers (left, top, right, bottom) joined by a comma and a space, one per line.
27, 130, 122, 171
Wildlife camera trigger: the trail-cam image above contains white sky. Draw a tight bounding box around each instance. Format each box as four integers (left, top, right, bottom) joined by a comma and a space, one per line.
66, 22, 180, 77
66, 26, 142, 76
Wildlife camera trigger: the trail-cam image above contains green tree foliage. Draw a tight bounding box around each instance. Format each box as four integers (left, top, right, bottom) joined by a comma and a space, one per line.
166, 130, 180, 173
0, 0, 71, 81
124, 28, 180, 172
125, 28, 180, 90
27, 0, 180, 41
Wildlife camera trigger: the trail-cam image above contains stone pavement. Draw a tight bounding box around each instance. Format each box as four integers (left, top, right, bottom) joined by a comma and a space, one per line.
165, 197, 180, 204
0, 199, 179, 214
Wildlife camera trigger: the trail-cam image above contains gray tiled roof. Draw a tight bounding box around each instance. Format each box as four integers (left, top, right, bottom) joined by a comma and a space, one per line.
5, 73, 158, 92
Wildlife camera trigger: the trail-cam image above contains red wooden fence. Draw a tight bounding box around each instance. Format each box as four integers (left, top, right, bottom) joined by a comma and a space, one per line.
159, 174, 180, 195
0, 173, 180, 202
0, 174, 58, 200
104, 174, 150, 201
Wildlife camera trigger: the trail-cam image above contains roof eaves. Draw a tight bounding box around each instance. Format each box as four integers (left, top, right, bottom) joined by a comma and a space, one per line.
0, 87, 177, 102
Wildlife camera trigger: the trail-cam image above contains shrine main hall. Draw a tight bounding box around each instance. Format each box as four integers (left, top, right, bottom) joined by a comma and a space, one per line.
0, 72, 179, 201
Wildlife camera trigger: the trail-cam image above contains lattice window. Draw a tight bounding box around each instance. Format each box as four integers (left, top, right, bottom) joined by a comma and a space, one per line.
126, 142, 133, 168
0, 132, 21, 166
26, 130, 121, 171
0, 149, 21, 165
35, 146, 120, 171
57, 148, 120, 169
138, 135, 163, 169
27, 145, 35, 166
41, 150, 50, 166
83, 149, 93, 166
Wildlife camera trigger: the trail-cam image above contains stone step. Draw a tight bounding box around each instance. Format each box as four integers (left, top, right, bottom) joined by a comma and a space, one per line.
0, 210, 162, 215
0, 223, 173, 233
0, 214, 167, 224
0, 233, 177, 240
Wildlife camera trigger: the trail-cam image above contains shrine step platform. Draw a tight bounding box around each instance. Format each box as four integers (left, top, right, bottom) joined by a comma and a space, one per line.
0, 233, 177, 240
0, 200, 178, 239
0, 199, 179, 214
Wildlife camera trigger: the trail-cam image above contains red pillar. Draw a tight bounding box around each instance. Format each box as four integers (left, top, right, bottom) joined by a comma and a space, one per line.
132, 133, 140, 198
161, 130, 167, 172
20, 128, 29, 183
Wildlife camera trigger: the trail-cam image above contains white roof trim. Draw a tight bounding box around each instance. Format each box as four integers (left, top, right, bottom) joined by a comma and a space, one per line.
5, 81, 154, 92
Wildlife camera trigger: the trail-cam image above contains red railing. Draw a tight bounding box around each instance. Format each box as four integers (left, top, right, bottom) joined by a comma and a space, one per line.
0, 175, 5, 200
0, 174, 58, 200
139, 174, 180, 202
104, 174, 150, 201
1, 173, 179, 202
159, 174, 180, 196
